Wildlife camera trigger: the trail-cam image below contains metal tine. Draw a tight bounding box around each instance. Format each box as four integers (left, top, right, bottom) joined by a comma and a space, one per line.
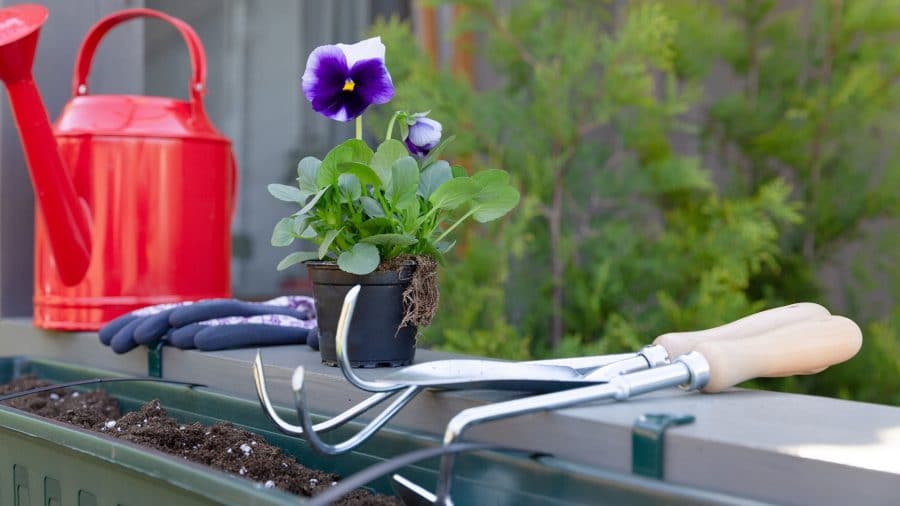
335, 285, 407, 393
292, 365, 424, 455
253, 351, 411, 437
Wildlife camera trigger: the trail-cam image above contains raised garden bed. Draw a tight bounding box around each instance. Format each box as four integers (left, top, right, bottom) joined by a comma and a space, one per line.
0, 356, 754, 505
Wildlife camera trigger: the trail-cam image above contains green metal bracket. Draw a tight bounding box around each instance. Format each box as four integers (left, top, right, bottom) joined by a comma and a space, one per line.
632, 413, 695, 479
147, 342, 164, 378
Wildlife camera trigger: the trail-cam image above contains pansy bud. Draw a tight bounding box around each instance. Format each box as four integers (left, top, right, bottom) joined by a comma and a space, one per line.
404, 113, 442, 157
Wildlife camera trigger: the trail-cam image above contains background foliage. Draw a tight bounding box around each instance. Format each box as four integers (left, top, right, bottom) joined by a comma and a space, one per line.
368, 0, 900, 405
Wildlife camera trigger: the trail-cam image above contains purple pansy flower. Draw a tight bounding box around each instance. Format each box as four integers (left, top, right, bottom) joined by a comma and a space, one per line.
404, 112, 443, 157
301, 37, 394, 121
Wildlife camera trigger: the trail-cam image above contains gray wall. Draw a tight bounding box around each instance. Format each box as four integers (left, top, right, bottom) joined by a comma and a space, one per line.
0, 0, 145, 317
145, 0, 383, 298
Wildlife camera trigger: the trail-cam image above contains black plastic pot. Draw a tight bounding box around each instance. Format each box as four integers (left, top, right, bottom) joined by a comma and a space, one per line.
307, 260, 417, 367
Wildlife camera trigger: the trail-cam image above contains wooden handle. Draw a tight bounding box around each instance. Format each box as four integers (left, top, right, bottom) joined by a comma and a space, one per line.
695, 316, 862, 393
653, 303, 831, 359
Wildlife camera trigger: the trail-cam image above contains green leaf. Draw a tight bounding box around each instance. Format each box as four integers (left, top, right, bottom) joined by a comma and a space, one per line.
421, 134, 456, 169
467, 169, 520, 222
299, 222, 317, 239
271, 217, 295, 247
419, 240, 446, 266
359, 196, 385, 218
339, 162, 382, 188
296, 157, 321, 193
268, 183, 307, 203
371, 139, 409, 187
361, 233, 418, 247
451, 164, 468, 178
318, 139, 373, 188
276, 251, 319, 271
296, 187, 329, 215
418, 160, 453, 199
388, 156, 420, 208
400, 197, 421, 230
292, 216, 309, 236
359, 217, 393, 235
318, 228, 343, 259
337, 243, 380, 275
472, 185, 520, 222
337, 173, 362, 201
471, 169, 510, 187
428, 177, 480, 210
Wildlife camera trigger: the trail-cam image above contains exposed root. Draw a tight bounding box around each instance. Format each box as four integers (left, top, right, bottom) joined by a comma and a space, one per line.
378, 255, 439, 328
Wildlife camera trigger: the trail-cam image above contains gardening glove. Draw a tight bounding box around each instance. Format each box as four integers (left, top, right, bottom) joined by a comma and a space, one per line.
99, 296, 316, 354
167, 313, 316, 351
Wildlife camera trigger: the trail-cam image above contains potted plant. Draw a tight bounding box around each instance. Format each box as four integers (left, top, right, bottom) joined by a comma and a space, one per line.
269, 37, 519, 367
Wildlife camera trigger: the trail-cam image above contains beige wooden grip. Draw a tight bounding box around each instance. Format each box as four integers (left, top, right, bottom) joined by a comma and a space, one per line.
694, 315, 862, 393
653, 303, 831, 359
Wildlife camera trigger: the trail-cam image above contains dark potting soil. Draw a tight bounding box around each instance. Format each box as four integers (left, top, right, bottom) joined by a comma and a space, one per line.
1, 377, 399, 505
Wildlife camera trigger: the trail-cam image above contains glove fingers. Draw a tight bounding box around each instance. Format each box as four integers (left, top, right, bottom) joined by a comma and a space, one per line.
133, 310, 176, 344
169, 300, 311, 327
193, 324, 309, 351
307, 327, 320, 351
109, 318, 144, 354
168, 323, 203, 349
99, 314, 139, 345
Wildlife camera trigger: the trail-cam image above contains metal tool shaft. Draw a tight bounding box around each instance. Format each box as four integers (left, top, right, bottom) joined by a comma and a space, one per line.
433, 353, 710, 505
335, 285, 668, 392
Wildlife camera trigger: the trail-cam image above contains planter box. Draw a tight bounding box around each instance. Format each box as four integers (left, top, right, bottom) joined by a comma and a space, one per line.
0, 356, 750, 505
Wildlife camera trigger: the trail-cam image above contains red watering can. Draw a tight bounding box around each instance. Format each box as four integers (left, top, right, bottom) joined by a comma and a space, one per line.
0, 5, 236, 330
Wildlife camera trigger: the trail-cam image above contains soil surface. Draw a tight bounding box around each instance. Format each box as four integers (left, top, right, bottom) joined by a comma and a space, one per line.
1, 377, 399, 505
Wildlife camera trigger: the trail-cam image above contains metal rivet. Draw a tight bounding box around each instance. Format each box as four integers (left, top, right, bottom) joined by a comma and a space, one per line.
77, 84, 88, 95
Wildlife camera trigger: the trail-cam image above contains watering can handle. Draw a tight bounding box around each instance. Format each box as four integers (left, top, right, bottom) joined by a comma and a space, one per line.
72, 8, 207, 110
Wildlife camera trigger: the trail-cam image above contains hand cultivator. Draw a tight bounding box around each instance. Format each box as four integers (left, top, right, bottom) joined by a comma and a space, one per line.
254, 287, 861, 506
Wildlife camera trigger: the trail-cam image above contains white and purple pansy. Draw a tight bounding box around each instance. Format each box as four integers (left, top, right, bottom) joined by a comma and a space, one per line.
301, 36, 395, 122
404, 112, 443, 157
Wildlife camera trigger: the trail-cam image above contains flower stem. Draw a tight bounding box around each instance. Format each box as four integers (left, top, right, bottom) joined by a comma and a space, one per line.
385, 111, 401, 141
355, 116, 363, 140
435, 209, 476, 244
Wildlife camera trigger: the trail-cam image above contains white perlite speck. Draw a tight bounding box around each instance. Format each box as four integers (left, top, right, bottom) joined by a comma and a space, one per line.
240, 443, 252, 456
104, 420, 116, 429
49, 393, 60, 400
239, 467, 247, 476
226, 448, 233, 454
264, 480, 275, 489
309, 478, 318, 486
72, 392, 80, 397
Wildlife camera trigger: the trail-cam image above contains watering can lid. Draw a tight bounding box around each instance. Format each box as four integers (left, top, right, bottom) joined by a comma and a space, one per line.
0, 4, 47, 47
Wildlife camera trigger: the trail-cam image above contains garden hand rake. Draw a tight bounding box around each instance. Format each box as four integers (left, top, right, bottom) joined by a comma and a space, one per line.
282, 288, 831, 455
392, 314, 862, 506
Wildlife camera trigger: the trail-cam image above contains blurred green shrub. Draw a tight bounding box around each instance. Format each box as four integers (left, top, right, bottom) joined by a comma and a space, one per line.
369, 0, 900, 404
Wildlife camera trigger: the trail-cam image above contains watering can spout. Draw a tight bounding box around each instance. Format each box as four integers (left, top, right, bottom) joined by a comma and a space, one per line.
0, 4, 91, 286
